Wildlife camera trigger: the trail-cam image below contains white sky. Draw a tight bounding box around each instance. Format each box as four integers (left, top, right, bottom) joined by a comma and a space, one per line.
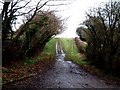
0, 0, 112, 38
54, 0, 110, 38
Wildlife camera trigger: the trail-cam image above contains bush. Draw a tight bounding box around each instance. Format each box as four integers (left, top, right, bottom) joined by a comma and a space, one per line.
76, 1, 120, 75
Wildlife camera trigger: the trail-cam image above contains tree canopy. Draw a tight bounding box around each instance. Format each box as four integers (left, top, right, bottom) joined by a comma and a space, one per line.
76, 1, 120, 75
1, 0, 65, 65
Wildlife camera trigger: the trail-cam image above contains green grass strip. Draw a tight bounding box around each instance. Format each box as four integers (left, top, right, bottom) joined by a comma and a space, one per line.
23, 38, 56, 65
59, 38, 87, 66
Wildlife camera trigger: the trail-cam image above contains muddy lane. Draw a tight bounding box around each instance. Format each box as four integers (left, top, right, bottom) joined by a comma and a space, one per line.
3, 42, 119, 88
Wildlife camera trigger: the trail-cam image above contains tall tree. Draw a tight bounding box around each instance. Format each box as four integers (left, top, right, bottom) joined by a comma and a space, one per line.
76, 1, 120, 74
1, 0, 67, 65
1, 0, 49, 41
1, 0, 71, 41
21, 11, 64, 57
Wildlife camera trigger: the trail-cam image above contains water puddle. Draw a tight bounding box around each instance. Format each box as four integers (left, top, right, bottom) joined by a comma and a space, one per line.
56, 42, 81, 72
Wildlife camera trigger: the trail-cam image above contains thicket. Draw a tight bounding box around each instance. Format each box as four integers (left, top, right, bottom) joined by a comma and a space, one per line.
2, 11, 63, 66
76, 1, 120, 75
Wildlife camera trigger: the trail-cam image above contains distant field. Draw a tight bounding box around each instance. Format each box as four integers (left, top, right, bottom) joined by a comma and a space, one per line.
59, 38, 87, 66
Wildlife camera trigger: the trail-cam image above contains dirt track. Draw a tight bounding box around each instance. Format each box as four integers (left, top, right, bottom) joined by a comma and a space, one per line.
3, 42, 119, 88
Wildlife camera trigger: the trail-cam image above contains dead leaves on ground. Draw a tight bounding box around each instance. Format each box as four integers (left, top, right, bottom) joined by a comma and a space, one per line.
2, 55, 55, 84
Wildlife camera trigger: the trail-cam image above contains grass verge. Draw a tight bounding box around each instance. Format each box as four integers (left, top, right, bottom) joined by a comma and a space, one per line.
59, 38, 120, 85
2, 38, 56, 85
59, 38, 87, 66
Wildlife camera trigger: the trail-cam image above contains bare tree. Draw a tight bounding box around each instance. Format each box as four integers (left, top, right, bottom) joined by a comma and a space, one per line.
1, 0, 72, 41
76, 1, 120, 74
1, 0, 69, 65
1, 0, 49, 41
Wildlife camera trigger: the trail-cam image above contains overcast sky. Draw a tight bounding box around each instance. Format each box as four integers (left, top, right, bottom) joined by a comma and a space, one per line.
1, 0, 113, 38
54, 0, 110, 38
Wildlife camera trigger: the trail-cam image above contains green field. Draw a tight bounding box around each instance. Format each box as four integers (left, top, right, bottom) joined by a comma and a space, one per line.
59, 38, 87, 66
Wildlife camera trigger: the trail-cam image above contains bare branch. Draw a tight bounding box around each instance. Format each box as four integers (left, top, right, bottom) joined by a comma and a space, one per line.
37, 1, 49, 10
46, 3, 71, 6
15, 8, 35, 16
11, 0, 19, 8
13, 0, 31, 11
14, 1, 49, 41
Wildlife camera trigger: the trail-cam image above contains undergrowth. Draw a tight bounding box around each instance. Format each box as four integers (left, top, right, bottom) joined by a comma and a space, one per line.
59, 38, 120, 83
2, 38, 56, 84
